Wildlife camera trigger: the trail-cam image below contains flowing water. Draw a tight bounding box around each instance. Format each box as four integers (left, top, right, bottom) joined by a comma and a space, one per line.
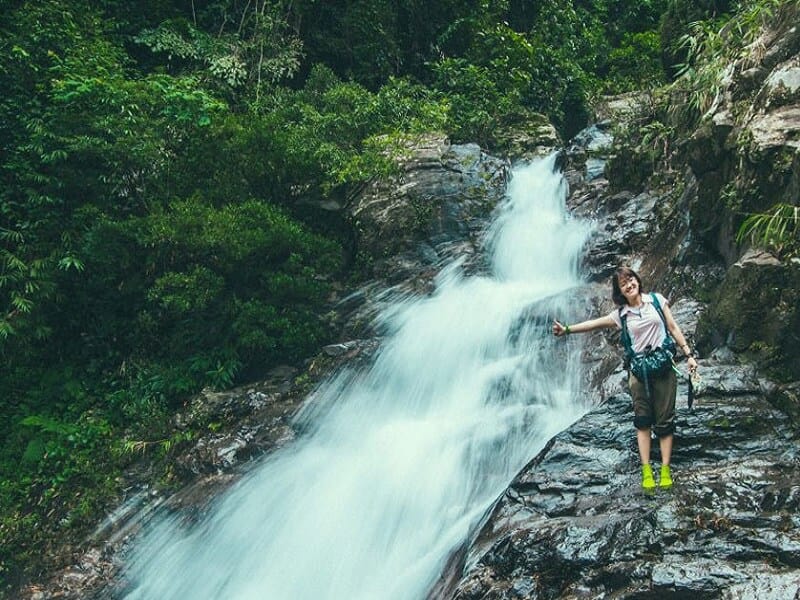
122, 154, 594, 600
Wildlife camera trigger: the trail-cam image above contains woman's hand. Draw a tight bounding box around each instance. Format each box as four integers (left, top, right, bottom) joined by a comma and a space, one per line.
687, 355, 698, 374
553, 320, 568, 337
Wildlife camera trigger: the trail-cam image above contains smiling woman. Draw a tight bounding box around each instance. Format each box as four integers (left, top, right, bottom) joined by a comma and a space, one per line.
553, 266, 698, 491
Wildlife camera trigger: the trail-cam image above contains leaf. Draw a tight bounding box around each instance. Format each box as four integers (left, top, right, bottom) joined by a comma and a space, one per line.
11, 295, 34, 313
737, 203, 800, 258
22, 438, 46, 464
0, 228, 25, 243
0, 319, 16, 339
57, 256, 85, 271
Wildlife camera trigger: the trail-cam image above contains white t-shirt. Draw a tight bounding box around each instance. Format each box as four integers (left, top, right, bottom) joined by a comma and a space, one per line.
608, 292, 670, 353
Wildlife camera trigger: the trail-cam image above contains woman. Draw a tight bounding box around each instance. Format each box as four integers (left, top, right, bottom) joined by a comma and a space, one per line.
552, 266, 698, 491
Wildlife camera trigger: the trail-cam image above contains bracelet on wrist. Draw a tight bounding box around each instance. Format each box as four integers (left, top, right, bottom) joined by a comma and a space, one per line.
564, 324, 571, 334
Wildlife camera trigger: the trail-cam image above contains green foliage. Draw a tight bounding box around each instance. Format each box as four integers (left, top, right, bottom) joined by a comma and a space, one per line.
70, 198, 345, 390
121, 430, 195, 456
431, 58, 523, 146
659, 0, 733, 79
605, 103, 676, 193
1, 409, 119, 591
431, 22, 592, 141
666, 0, 798, 128
605, 32, 666, 92
737, 204, 800, 258
134, 11, 303, 100
148, 266, 224, 314
289, 0, 510, 89
666, 18, 730, 126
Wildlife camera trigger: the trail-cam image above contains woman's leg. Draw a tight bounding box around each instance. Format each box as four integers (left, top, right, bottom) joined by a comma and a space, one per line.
637, 428, 652, 464
630, 374, 657, 489
659, 433, 673, 465
637, 428, 656, 489
652, 372, 677, 488
652, 371, 677, 464
630, 374, 653, 465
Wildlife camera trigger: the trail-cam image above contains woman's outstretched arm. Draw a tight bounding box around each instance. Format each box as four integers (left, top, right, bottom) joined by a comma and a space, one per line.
553, 315, 617, 337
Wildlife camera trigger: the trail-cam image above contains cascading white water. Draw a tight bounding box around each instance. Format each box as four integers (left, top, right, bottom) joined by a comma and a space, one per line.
122, 154, 594, 600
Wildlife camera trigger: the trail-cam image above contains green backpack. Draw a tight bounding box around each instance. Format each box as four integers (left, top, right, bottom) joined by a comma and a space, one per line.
620, 293, 676, 393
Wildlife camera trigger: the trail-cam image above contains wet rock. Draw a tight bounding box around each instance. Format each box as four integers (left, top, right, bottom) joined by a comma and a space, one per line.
21, 548, 116, 600
339, 134, 512, 338
593, 92, 653, 123
447, 367, 800, 599
762, 61, 800, 108
746, 105, 800, 150
769, 381, 800, 426
563, 121, 616, 210
579, 189, 670, 280
348, 133, 508, 264
702, 250, 800, 381
322, 340, 361, 357
493, 112, 561, 161
572, 123, 614, 155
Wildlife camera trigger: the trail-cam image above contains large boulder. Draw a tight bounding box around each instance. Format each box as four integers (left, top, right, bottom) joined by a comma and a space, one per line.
348, 133, 508, 266
337, 134, 511, 338
492, 112, 561, 163
701, 249, 800, 382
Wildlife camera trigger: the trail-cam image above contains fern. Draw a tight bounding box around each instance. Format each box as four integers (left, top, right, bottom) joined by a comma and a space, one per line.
736, 203, 800, 258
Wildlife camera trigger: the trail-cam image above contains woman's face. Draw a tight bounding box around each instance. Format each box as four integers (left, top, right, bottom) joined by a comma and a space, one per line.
619, 275, 640, 303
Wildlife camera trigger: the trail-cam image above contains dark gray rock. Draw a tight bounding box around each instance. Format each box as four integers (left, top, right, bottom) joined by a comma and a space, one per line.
702, 249, 800, 381
348, 134, 509, 264
446, 363, 800, 599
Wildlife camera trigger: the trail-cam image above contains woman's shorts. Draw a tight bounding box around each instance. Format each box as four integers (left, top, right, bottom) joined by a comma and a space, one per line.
629, 369, 677, 437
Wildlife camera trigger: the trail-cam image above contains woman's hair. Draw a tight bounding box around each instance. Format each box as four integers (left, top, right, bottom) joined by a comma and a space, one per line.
611, 266, 645, 306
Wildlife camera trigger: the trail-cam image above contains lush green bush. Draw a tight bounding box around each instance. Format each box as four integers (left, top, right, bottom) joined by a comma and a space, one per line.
605, 32, 666, 92
431, 23, 592, 142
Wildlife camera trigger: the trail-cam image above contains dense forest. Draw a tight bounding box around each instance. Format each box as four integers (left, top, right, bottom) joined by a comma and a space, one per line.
2, 0, 783, 592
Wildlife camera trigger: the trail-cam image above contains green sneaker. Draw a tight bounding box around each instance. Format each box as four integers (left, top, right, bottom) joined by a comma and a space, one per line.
641, 464, 656, 490
660, 464, 673, 489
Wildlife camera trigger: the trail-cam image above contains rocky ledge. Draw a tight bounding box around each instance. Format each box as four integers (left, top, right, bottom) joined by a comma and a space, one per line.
446, 358, 800, 599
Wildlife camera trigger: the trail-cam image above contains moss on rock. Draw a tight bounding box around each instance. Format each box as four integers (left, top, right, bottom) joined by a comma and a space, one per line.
702, 250, 800, 381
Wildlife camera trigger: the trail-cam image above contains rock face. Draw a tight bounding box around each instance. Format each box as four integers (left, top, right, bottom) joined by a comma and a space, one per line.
682, 12, 800, 260
493, 113, 562, 163
348, 133, 509, 265
702, 249, 800, 381
678, 8, 800, 385
333, 133, 514, 339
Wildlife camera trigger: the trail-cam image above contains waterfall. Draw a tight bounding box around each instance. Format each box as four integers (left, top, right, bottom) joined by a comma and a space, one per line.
121, 154, 594, 600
